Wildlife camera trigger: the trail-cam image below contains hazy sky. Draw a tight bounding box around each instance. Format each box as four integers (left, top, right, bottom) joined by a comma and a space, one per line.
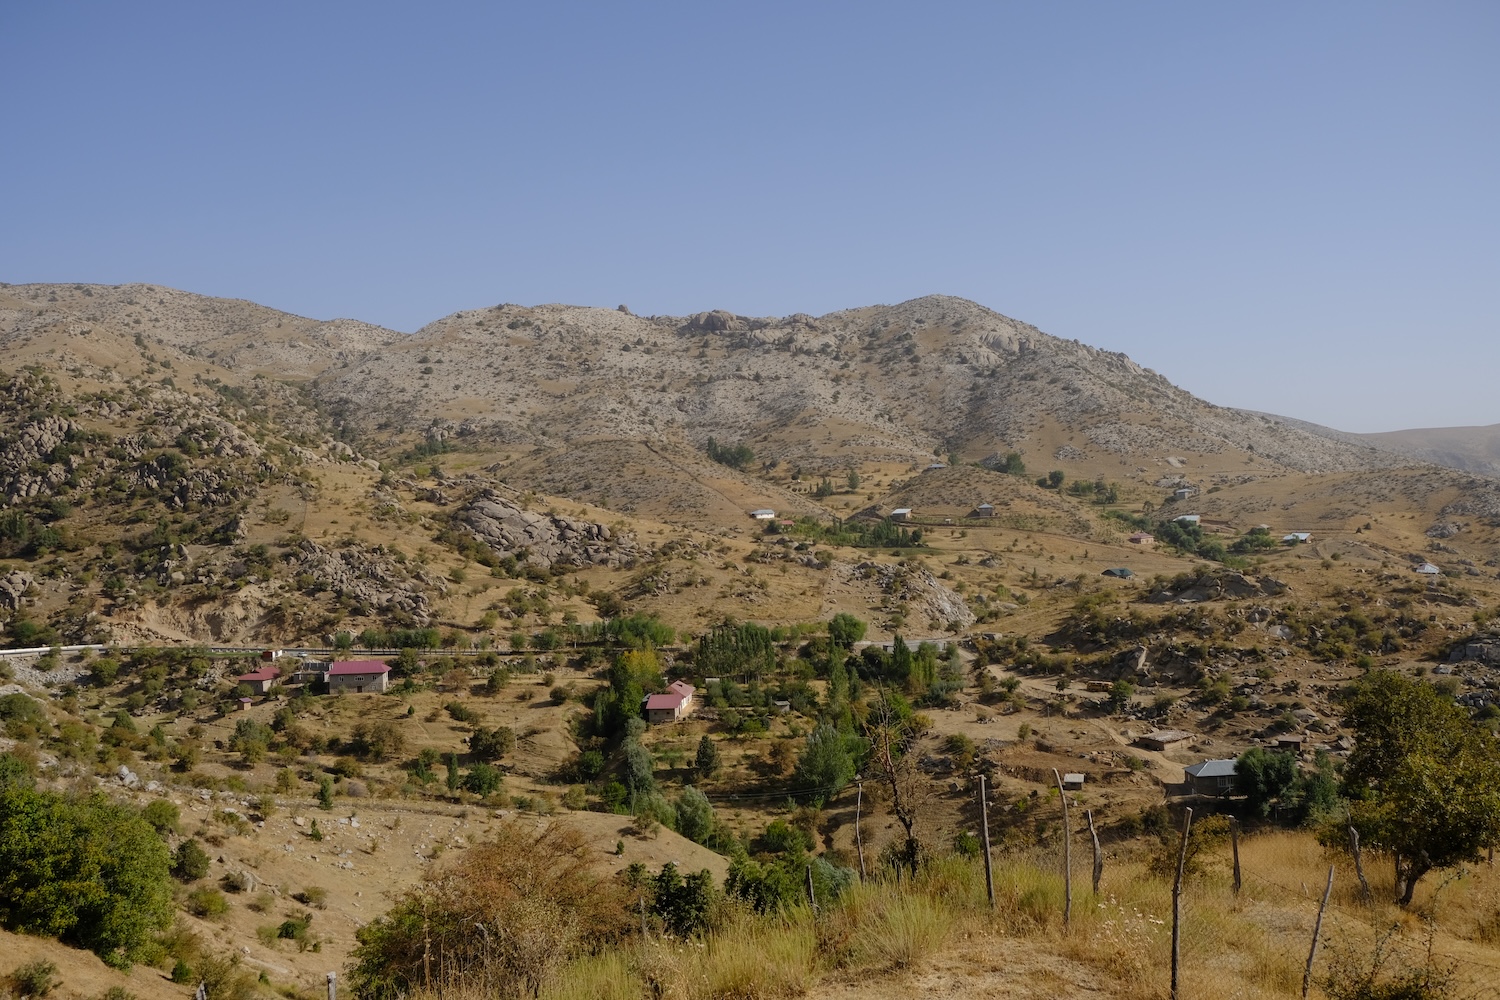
2, 3, 1495, 433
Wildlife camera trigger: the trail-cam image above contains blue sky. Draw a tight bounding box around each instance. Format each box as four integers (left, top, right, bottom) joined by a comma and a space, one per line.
2, 2, 1495, 432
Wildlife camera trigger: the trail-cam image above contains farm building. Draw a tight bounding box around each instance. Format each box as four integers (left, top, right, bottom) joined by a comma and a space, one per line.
890, 508, 913, 521
234, 666, 279, 695
749, 509, 777, 520
1101, 567, 1135, 579
327, 660, 390, 694
975, 503, 995, 517
1282, 532, 1312, 544
1127, 532, 1155, 545
1173, 514, 1201, 525
1136, 729, 1195, 752
1184, 759, 1238, 796
644, 680, 696, 724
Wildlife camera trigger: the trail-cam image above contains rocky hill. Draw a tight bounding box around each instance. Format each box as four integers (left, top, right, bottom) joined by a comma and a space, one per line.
308, 294, 1404, 478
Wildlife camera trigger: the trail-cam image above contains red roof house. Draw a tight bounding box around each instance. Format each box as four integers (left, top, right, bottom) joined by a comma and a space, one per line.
234, 666, 279, 695
643, 680, 696, 724
327, 660, 391, 694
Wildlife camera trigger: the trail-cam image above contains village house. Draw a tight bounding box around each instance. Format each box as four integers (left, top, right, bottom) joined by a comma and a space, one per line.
1128, 532, 1155, 545
975, 503, 995, 517
890, 508, 912, 521
1062, 772, 1085, 791
1275, 734, 1305, 753
644, 680, 696, 723
1184, 759, 1238, 797
327, 660, 391, 694
234, 666, 279, 696
1173, 514, 1201, 526
1282, 531, 1312, 544
1136, 729, 1195, 753
749, 508, 777, 520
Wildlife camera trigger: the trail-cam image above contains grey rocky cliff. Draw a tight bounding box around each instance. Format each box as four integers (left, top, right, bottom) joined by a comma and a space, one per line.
291, 538, 438, 621
455, 490, 638, 570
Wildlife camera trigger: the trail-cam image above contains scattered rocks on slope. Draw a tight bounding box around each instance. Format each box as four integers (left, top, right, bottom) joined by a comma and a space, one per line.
291, 538, 437, 621
837, 561, 976, 630
0, 570, 34, 611
1149, 572, 1288, 604
455, 490, 638, 570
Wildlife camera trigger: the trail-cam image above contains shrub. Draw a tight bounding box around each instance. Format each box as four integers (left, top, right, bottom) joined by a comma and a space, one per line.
142, 799, 180, 835
348, 822, 631, 999
7, 960, 59, 998
185, 887, 228, 919
172, 839, 211, 882
0, 775, 174, 962
293, 886, 329, 909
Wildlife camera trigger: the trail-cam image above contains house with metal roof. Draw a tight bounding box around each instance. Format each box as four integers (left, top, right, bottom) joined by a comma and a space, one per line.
327, 660, 390, 694
1184, 759, 1238, 796
234, 666, 279, 696
644, 680, 696, 724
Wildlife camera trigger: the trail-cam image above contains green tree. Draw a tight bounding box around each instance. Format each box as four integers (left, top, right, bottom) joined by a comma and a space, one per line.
0, 774, 173, 963
141, 800, 179, 836
624, 738, 655, 798
1342, 671, 1500, 904
1235, 747, 1300, 818
827, 613, 867, 650
171, 839, 210, 882
316, 777, 334, 810
846, 468, 860, 492
463, 762, 503, 797
445, 754, 461, 793
650, 863, 715, 938
792, 724, 861, 802
1105, 678, 1135, 714
468, 725, 516, 761
674, 787, 715, 845
693, 735, 720, 780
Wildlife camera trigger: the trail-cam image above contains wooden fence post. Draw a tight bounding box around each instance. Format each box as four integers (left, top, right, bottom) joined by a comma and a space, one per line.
1171, 807, 1194, 1000
1053, 769, 1071, 928
1086, 809, 1103, 897
980, 774, 995, 908
422, 896, 432, 991
1303, 866, 1335, 999
855, 781, 867, 882
1348, 826, 1371, 905
1231, 817, 1242, 897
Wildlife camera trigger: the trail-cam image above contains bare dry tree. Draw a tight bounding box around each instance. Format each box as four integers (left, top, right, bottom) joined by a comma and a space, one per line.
865, 692, 931, 881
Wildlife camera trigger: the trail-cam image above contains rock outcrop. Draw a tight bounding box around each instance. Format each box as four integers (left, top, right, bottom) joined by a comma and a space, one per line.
291, 539, 438, 621
0, 570, 34, 611
455, 491, 637, 570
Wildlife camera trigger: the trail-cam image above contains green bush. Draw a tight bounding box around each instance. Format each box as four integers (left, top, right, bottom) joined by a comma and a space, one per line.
0, 766, 173, 962
172, 839, 210, 882
7, 959, 59, 998
141, 799, 179, 835
185, 886, 228, 919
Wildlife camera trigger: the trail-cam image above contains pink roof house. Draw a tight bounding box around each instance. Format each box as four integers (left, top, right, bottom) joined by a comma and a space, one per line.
327, 660, 391, 694
643, 680, 696, 724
